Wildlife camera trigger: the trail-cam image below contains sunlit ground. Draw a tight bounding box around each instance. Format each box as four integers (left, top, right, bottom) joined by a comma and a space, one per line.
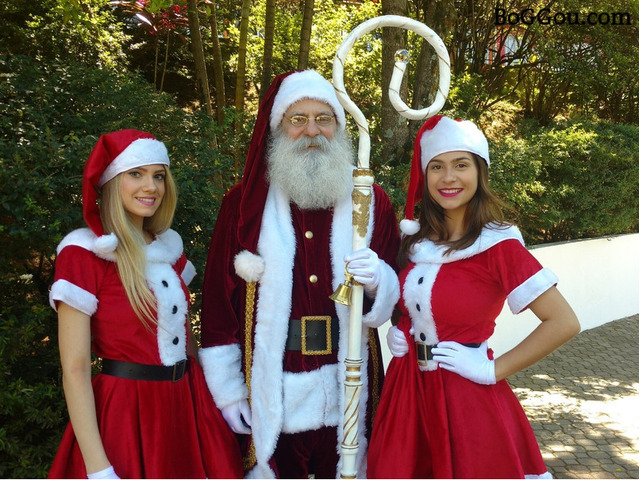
510, 315, 639, 479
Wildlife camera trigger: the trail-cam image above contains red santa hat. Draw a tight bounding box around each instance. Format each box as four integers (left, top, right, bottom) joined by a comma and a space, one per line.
238, 70, 344, 252
82, 129, 170, 254
400, 115, 490, 236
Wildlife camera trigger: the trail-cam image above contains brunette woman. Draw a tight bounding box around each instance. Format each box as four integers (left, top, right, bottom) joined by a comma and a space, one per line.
367, 116, 580, 479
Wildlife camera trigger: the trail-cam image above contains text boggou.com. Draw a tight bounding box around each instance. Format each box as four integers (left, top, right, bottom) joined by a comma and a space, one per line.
495, 8, 633, 26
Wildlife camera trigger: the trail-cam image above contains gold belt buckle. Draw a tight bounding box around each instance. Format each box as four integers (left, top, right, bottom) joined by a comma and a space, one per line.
416, 341, 429, 367
301, 316, 332, 355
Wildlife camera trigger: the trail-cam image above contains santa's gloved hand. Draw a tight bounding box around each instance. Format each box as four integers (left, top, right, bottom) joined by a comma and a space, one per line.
87, 466, 120, 480
387, 325, 409, 358
345, 248, 381, 296
221, 399, 252, 434
432, 341, 496, 385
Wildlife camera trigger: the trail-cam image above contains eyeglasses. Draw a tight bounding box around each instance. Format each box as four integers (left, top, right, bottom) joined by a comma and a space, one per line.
287, 114, 335, 127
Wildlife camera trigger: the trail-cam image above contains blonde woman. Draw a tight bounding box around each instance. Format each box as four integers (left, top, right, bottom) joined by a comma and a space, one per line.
48, 130, 242, 479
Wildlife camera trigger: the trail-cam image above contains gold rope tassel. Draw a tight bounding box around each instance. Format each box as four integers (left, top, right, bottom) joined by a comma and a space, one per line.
243, 281, 257, 471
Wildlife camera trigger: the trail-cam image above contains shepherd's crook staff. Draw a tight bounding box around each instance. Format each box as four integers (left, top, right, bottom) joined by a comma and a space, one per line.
331, 15, 451, 479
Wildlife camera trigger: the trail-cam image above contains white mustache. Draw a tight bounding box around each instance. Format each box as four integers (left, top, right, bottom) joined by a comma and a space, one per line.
292, 135, 331, 152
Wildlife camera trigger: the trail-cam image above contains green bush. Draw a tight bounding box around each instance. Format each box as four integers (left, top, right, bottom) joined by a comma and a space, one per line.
490, 119, 639, 244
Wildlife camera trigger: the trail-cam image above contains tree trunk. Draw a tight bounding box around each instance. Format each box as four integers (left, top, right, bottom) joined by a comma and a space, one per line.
297, 0, 314, 70
234, 0, 252, 121
186, 0, 213, 115
380, 0, 409, 166
207, 0, 227, 126
260, 0, 276, 99
410, 0, 441, 141
160, 32, 169, 92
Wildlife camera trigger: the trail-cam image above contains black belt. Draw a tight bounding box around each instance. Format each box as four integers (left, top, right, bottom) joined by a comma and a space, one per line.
285, 316, 339, 355
101, 358, 189, 382
416, 341, 481, 367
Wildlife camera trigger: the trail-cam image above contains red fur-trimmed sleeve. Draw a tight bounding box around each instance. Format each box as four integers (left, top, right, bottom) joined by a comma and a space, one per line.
49, 245, 107, 316
488, 239, 558, 313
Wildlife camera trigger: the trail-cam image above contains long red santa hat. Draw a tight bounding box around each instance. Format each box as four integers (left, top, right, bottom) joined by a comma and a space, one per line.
237, 70, 346, 251
400, 115, 490, 236
82, 129, 170, 254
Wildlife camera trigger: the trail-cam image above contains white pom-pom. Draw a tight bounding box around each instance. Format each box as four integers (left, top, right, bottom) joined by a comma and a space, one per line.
234, 250, 265, 283
399, 219, 421, 236
94, 233, 119, 255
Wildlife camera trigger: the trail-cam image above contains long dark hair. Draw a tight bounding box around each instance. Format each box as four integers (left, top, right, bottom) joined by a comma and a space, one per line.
398, 154, 511, 268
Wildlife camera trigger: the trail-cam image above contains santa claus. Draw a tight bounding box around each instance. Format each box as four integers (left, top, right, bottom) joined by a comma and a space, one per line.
199, 70, 400, 479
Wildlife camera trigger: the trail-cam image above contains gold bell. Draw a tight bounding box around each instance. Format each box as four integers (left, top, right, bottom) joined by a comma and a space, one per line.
329, 263, 353, 306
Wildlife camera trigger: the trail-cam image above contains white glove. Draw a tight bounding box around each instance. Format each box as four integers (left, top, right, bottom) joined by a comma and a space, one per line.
386, 325, 409, 358
221, 399, 252, 434
431, 341, 496, 385
345, 248, 381, 295
87, 466, 120, 479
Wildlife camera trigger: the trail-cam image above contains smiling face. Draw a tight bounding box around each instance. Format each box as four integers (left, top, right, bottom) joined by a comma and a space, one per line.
120, 164, 166, 228
426, 150, 479, 220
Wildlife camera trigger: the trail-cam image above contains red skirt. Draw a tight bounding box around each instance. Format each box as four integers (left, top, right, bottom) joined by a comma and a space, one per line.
367, 319, 548, 479
48, 356, 243, 479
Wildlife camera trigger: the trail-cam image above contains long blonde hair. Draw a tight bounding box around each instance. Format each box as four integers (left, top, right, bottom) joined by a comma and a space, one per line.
99, 166, 177, 327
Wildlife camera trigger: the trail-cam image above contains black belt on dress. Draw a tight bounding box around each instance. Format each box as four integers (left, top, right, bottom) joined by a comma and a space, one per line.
101, 358, 189, 382
416, 341, 481, 367
285, 316, 339, 355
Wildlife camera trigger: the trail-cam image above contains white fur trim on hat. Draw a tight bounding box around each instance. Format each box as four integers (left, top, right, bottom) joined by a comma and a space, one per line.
269, 70, 346, 131
98, 138, 170, 187
94, 232, 119, 255
420, 116, 489, 170
399, 219, 421, 236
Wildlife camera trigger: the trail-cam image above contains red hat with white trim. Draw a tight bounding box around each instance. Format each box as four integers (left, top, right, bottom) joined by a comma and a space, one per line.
399, 115, 489, 236
82, 129, 170, 254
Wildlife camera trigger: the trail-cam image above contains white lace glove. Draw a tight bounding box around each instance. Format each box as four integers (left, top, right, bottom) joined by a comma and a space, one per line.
345, 248, 381, 296
87, 466, 120, 479
431, 341, 496, 385
386, 325, 409, 358
221, 399, 252, 434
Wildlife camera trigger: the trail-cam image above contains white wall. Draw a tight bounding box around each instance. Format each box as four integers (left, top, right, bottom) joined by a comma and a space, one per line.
379, 233, 639, 369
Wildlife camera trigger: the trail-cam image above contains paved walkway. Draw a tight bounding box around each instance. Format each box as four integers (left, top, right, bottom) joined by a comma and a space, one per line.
509, 315, 639, 479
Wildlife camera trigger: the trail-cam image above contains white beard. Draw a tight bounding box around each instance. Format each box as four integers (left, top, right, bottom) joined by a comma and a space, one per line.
266, 129, 355, 210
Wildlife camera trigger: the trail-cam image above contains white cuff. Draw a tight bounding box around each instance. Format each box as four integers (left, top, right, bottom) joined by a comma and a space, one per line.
199, 344, 249, 408
362, 260, 400, 328
87, 465, 119, 479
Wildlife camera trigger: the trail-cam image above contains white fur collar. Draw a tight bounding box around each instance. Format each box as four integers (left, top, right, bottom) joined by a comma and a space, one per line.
246, 183, 374, 478
409, 223, 524, 265
57, 228, 183, 264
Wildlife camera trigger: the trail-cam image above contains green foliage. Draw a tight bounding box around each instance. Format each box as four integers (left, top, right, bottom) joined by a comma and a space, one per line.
489, 118, 639, 244
0, 0, 129, 69
0, 54, 238, 477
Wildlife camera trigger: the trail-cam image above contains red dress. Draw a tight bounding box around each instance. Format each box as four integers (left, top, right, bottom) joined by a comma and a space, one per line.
48, 228, 243, 479
368, 225, 557, 479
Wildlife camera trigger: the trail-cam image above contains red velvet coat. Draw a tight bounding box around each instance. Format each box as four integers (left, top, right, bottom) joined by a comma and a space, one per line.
199, 182, 400, 478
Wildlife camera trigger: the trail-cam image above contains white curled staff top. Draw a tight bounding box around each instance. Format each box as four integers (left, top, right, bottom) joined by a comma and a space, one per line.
331, 14, 450, 479
332, 14, 451, 169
